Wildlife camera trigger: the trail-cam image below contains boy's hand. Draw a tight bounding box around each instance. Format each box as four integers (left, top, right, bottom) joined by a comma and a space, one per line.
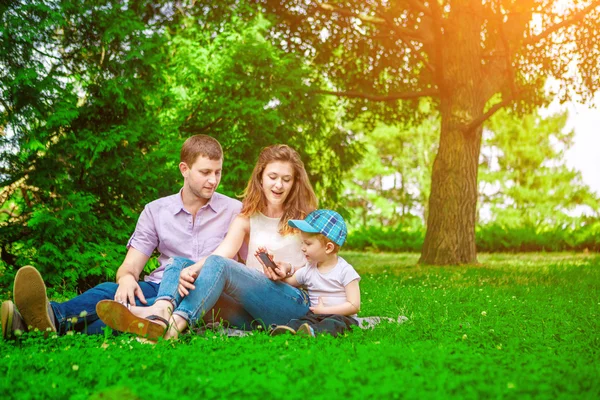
115, 274, 147, 306
309, 297, 327, 314
178, 266, 198, 297
264, 261, 289, 281
255, 246, 288, 281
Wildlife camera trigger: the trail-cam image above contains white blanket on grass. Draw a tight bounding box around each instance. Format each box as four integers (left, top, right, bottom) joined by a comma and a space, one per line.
204, 315, 408, 337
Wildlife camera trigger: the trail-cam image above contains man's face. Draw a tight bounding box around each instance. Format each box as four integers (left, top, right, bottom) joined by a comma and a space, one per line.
181, 156, 223, 201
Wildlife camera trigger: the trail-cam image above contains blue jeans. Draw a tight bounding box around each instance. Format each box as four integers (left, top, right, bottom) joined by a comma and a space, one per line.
50, 281, 160, 335
156, 257, 257, 329
158, 256, 310, 329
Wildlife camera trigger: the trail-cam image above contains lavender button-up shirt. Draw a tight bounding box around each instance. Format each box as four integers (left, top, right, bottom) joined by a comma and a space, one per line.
127, 189, 243, 284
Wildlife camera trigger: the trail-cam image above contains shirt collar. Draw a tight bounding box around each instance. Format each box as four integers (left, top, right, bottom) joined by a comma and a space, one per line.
170, 188, 220, 215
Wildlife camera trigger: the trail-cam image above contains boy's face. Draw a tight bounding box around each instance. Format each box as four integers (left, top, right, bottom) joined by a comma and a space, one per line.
300, 232, 330, 264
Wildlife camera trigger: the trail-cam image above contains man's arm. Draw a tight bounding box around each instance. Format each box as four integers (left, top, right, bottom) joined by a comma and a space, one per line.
114, 247, 151, 305
309, 279, 361, 316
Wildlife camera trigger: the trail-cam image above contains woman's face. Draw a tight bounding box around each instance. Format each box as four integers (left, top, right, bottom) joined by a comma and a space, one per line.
261, 161, 295, 207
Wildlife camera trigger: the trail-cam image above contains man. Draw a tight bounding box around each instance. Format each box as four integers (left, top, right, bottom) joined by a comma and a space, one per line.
1, 134, 249, 337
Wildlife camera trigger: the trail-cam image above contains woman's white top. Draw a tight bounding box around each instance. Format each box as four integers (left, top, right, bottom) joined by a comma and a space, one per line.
246, 213, 306, 273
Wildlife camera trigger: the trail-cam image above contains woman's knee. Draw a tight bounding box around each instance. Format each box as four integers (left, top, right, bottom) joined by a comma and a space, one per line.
204, 255, 228, 270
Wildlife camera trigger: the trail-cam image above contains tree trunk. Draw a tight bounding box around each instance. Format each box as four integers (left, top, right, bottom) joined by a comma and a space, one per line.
419, 2, 485, 265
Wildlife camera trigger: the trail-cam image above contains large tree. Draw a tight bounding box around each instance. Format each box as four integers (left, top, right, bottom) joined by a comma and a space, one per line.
261, 0, 600, 264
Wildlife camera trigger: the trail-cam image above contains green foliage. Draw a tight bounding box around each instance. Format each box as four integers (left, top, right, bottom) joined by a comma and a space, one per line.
0, 2, 359, 291
343, 107, 438, 226
1, 252, 599, 398
340, 106, 600, 246
345, 222, 425, 252
476, 220, 600, 253
345, 220, 600, 253
480, 109, 599, 226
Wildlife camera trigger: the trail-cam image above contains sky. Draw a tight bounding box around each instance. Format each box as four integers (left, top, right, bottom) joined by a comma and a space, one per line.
549, 93, 600, 196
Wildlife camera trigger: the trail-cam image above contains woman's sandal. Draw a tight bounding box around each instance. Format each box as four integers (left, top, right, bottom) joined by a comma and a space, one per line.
96, 300, 168, 341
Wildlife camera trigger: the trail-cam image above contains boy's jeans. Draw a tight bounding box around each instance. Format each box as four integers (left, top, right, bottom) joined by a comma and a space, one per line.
50, 281, 160, 335
157, 255, 310, 329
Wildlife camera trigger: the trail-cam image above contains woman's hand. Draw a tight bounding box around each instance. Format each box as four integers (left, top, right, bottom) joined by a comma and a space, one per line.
178, 266, 199, 297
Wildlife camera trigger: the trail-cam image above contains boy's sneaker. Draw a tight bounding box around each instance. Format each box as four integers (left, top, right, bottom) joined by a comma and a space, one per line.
269, 325, 296, 336
1, 300, 27, 339
14, 266, 57, 333
296, 323, 315, 337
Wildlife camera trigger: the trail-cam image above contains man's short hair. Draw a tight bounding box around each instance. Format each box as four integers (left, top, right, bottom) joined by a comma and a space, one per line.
180, 135, 223, 165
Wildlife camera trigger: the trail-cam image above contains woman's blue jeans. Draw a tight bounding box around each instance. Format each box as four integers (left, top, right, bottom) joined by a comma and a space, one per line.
156, 256, 310, 329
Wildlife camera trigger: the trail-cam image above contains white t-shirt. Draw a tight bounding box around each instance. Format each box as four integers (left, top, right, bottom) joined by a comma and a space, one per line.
246, 213, 306, 273
294, 256, 361, 316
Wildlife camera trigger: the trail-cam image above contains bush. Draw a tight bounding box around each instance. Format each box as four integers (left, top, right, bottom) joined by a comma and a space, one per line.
345, 220, 600, 253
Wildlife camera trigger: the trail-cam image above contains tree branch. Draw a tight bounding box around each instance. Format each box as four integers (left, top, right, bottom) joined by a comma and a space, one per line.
465, 96, 516, 133
0, 209, 18, 218
525, 1, 600, 46
374, 10, 436, 75
405, 0, 431, 15
317, 2, 425, 42
315, 88, 439, 101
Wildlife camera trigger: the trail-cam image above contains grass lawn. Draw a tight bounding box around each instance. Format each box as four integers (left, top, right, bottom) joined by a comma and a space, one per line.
1, 252, 599, 399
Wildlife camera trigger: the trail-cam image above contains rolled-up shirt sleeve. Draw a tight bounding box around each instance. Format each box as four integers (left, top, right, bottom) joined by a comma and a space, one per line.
127, 206, 158, 257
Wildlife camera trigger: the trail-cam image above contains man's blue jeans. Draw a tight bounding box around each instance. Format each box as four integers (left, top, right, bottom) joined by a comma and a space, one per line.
157, 255, 310, 329
50, 281, 160, 335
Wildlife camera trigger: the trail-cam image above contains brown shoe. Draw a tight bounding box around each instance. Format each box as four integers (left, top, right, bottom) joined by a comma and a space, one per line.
296, 323, 315, 337
13, 266, 56, 333
1, 300, 28, 339
96, 300, 168, 341
269, 325, 296, 336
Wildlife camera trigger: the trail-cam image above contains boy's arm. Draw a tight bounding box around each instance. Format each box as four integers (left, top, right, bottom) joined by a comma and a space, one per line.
310, 279, 361, 316
282, 274, 300, 287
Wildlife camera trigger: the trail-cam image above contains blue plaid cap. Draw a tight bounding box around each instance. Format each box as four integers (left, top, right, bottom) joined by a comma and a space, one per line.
288, 209, 347, 246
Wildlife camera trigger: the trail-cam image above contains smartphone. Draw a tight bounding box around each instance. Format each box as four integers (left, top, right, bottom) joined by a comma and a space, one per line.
257, 252, 278, 270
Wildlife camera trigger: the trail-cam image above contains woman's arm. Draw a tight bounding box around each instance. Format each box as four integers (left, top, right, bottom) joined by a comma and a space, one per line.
309, 279, 361, 316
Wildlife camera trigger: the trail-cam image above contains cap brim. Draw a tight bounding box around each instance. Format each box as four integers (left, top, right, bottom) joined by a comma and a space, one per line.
288, 219, 320, 233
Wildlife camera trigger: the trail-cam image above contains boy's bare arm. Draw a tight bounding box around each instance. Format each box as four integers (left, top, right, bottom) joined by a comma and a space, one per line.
310, 280, 361, 316
282, 274, 300, 287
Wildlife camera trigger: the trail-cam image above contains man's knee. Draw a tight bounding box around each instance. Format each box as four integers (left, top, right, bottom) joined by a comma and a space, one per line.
92, 282, 119, 298
165, 256, 195, 272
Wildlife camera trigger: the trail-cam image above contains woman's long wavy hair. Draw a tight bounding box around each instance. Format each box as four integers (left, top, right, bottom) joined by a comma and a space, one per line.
241, 145, 317, 235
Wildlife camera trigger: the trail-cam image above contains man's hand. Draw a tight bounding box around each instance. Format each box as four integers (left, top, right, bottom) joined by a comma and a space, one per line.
178, 266, 199, 297
115, 274, 147, 305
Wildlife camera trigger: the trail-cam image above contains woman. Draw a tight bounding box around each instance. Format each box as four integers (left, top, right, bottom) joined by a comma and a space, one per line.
97, 144, 317, 339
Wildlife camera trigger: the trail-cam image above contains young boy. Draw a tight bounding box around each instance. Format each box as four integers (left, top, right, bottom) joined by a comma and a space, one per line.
270, 209, 361, 337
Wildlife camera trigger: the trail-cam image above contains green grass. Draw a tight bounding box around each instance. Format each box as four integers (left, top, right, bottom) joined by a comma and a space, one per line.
1, 252, 599, 399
